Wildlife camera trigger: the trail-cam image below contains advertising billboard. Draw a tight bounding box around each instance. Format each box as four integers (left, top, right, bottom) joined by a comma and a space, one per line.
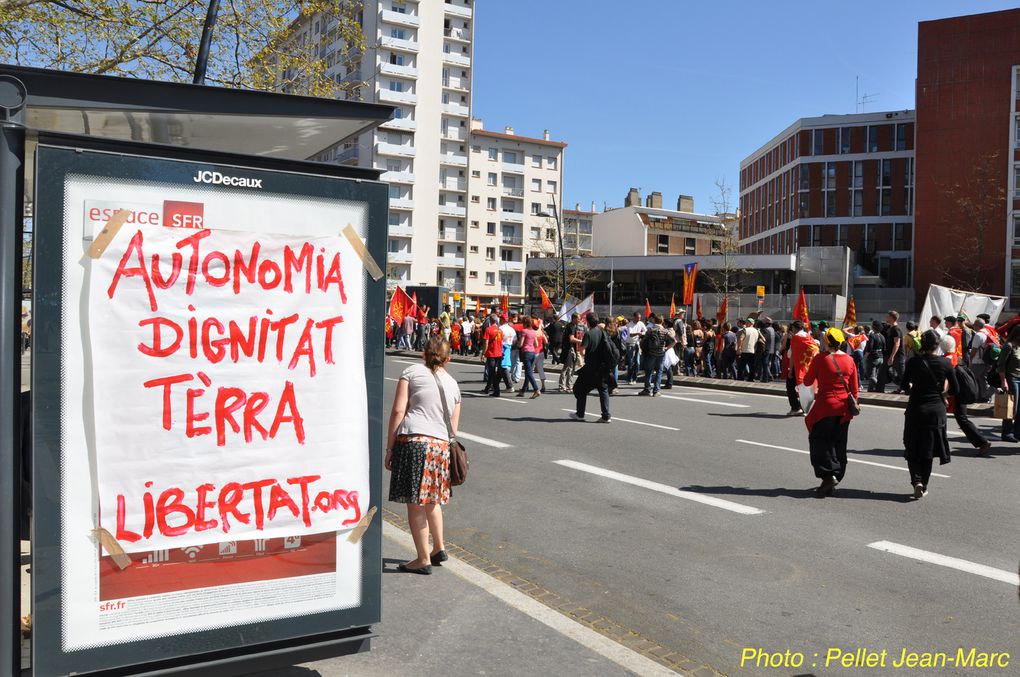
31, 143, 386, 675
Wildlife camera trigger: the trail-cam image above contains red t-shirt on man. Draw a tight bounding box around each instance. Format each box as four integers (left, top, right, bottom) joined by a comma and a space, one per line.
484, 325, 504, 358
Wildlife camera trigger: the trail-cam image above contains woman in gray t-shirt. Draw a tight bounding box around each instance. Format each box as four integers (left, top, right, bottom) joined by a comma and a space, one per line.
385, 337, 461, 574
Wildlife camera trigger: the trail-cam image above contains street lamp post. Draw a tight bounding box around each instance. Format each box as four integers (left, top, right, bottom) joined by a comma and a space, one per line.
538, 193, 567, 302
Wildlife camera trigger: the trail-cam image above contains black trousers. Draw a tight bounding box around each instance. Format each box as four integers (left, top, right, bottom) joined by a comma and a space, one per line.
809, 416, 850, 481
485, 356, 508, 395
573, 367, 610, 419
953, 403, 987, 448
786, 376, 801, 412
907, 456, 933, 488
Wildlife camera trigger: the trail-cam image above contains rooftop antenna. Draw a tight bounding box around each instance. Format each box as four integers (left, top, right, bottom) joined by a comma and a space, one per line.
856, 76, 879, 113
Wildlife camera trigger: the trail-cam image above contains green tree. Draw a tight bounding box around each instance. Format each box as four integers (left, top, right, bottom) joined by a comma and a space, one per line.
0, 0, 365, 98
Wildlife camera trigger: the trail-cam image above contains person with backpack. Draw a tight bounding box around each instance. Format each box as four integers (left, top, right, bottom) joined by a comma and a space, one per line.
864, 320, 886, 392
996, 325, 1020, 443
637, 314, 675, 396
901, 330, 957, 498
570, 312, 615, 423
941, 327, 991, 455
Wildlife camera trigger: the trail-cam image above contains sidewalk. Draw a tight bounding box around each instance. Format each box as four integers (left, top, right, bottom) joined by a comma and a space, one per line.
385, 350, 995, 416
286, 521, 687, 677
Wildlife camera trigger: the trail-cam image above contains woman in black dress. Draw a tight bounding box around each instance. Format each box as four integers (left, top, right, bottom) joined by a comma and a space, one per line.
900, 330, 958, 498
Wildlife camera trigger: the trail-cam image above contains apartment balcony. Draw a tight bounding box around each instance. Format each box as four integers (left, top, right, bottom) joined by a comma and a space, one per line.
442, 51, 471, 68
378, 89, 418, 105
500, 211, 525, 223
441, 177, 467, 191
388, 250, 413, 264
500, 233, 523, 246
439, 152, 468, 167
442, 76, 469, 92
500, 260, 524, 271
499, 283, 523, 295
380, 35, 419, 53
375, 142, 416, 158
381, 170, 415, 184
379, 62, 418, 78
438, 203, 467, 218
388, 223, 414, 238
380, 9, 420, 28
444, 3, 473, 19
442, 127, 467, 142
380, 116, 416, 132
437, 255, 466, 268
442, 101, 470, 117
438, 228, 466, 241
501, 186, 524, 197
389, 197, 414, 211
501, 160, 525, 174
439, 279, 465, 292
444, 27, 472, 42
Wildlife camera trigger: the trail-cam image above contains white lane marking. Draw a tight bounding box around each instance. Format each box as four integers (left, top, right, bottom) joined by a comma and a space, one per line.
735, 439, 951, 478
559, 409, 680, 431
462, 392, 526, 405
554, 459, 764, 515
393, 358, 420, 366
457, 431, 511, 449
660, 395, 750, 408
383, 523, 678, 677
669, 386, 743, 397
868, 541, 1020, 586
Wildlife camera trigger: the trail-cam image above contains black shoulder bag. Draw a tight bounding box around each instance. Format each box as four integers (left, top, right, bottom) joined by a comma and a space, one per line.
433, 371, 468, 486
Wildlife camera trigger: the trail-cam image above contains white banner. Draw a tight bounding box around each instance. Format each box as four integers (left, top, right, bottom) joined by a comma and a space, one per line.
557, 294, 595, 321
919, 284, 1006, 330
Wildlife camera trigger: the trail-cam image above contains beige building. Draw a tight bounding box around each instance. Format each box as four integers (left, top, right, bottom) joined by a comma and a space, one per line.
282, 0, 477, 292
593, 188, 728, 257
464, 120, 565, 302
562, 205, 596, 256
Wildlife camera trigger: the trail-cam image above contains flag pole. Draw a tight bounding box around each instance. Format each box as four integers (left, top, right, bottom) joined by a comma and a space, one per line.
608, 259, 615, 317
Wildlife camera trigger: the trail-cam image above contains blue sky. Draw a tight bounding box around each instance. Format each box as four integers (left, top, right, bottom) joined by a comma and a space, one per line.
472, 0, 1020, 215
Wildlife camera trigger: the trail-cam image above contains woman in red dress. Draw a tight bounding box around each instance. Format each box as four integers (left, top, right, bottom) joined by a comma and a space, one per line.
802, 328, 860, 497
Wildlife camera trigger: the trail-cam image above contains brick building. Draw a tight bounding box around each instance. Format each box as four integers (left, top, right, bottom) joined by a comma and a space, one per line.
914, 8, 1020, 307
738, 111, 915, 290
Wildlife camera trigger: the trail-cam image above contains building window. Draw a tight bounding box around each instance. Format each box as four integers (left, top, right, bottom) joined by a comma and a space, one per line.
531, 202, 541, 215
531, 154, 541, 168
656, 234, 669, 254
867, 126, 878, 153
839, 127, 852, 154
547, 156, 557, 169
799, 164, 811, 191
485, 272, 495, 285
471, 170, 480, 178
1014, 216, 1020, 246
824, 162, 837, 217
812, 129, 824, 155
895, 123, 908, 151
880, 159, 891, 186
504, 151, 518, 163
835, 224, 847, 247
472, 145, 481, 153
488, 147, 497, 160
390, 28, 405, 39
486, 222, 496, 235
485, 247, 495, 260
547, 180, 557, 194
1015, 165, 1020, 197
879, 189, 892, 216
469, 271, 478, 279
471, 220, 479, 228
486, 197, 496, 210
388, 212, 400, 226
684, 238, 696, 255
531, 178, 541, 192
487, 172, 496, 186
1015, 117, 1020, 148
546, 228, 556, 240
711, 239, 721, 254
500, 249, 513, 262
470, 195, 479, 203
851, 160, 864, 216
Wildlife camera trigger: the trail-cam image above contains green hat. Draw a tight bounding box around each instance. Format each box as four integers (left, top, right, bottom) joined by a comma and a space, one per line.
957, 311, 969, 322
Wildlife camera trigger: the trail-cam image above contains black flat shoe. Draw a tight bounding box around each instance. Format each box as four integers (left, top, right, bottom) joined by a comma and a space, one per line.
397, 563, 433, 575
430, 550, 449, 566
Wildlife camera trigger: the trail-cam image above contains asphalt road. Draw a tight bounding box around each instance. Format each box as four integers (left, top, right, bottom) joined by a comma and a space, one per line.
383, 355, 1020, 677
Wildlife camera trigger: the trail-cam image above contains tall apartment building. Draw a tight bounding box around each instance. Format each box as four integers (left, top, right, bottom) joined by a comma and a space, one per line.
914, 8, 1020, 307
562, 205, 596, 256
464, 121, 565, 302
286, 0, 476, 291
738, 111, 916, 289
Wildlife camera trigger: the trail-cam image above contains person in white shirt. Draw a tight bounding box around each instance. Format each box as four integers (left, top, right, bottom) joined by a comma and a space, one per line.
737, 318, 760, 381
498, 317, 517, 391
624, 312, 646, 383
969, 318, 989, 401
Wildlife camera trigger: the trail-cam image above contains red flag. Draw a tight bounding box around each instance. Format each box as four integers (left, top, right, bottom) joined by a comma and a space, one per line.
669, 293, 677, 319
682, 262, 698, 306
475, 297, 482, 316
716, 297, 729, 325
791, 333, 819, 385
388, 286, 411, 325
696, 296, 703, 320
843, 296, 856, 327
645, 299, 652, 318
539, 286, 553, 311
501, 294, 509, 315
793, 289, 810, 325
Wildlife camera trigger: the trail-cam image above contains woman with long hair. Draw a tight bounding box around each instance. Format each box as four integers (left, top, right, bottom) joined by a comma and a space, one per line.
901, 329, 957, 498
691, 320, 705, 376
517, 315, 542, 399
802, 328, 859, 497
385, 336, 461, 573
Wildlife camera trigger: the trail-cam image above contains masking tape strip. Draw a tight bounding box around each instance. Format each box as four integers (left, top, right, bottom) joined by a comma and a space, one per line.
346, 505, 378, 544
87, 209, 131, 259
92, 527, 132, 570
342, 223, 384, 281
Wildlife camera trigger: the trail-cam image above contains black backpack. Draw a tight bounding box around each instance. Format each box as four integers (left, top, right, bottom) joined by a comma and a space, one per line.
954, 364, 979, 405
599, 330, 621, 369
642, 328, 668, 356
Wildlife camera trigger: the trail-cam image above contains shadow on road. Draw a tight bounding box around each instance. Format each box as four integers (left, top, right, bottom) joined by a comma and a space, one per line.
680, 484, 913, 503
493, 416, 580, 424
706, 412, 792, 420
251, 668, 322, 677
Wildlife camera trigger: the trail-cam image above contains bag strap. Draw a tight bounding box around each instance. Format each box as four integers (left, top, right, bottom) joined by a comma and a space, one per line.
829, 353, 853, 397
432, 370, 456, 443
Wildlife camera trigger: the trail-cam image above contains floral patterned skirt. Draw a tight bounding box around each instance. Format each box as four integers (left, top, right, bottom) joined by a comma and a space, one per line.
388, 434, 451, 505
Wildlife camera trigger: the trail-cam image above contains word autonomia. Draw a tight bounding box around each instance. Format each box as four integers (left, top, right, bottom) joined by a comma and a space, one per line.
193, 171, 263, 188
740, 647, 1010, 670
108, 229, 348, 312
114, 475, 362, 543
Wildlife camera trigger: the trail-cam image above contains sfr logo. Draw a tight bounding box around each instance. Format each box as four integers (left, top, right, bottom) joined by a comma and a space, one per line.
162, 201, 205, 229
